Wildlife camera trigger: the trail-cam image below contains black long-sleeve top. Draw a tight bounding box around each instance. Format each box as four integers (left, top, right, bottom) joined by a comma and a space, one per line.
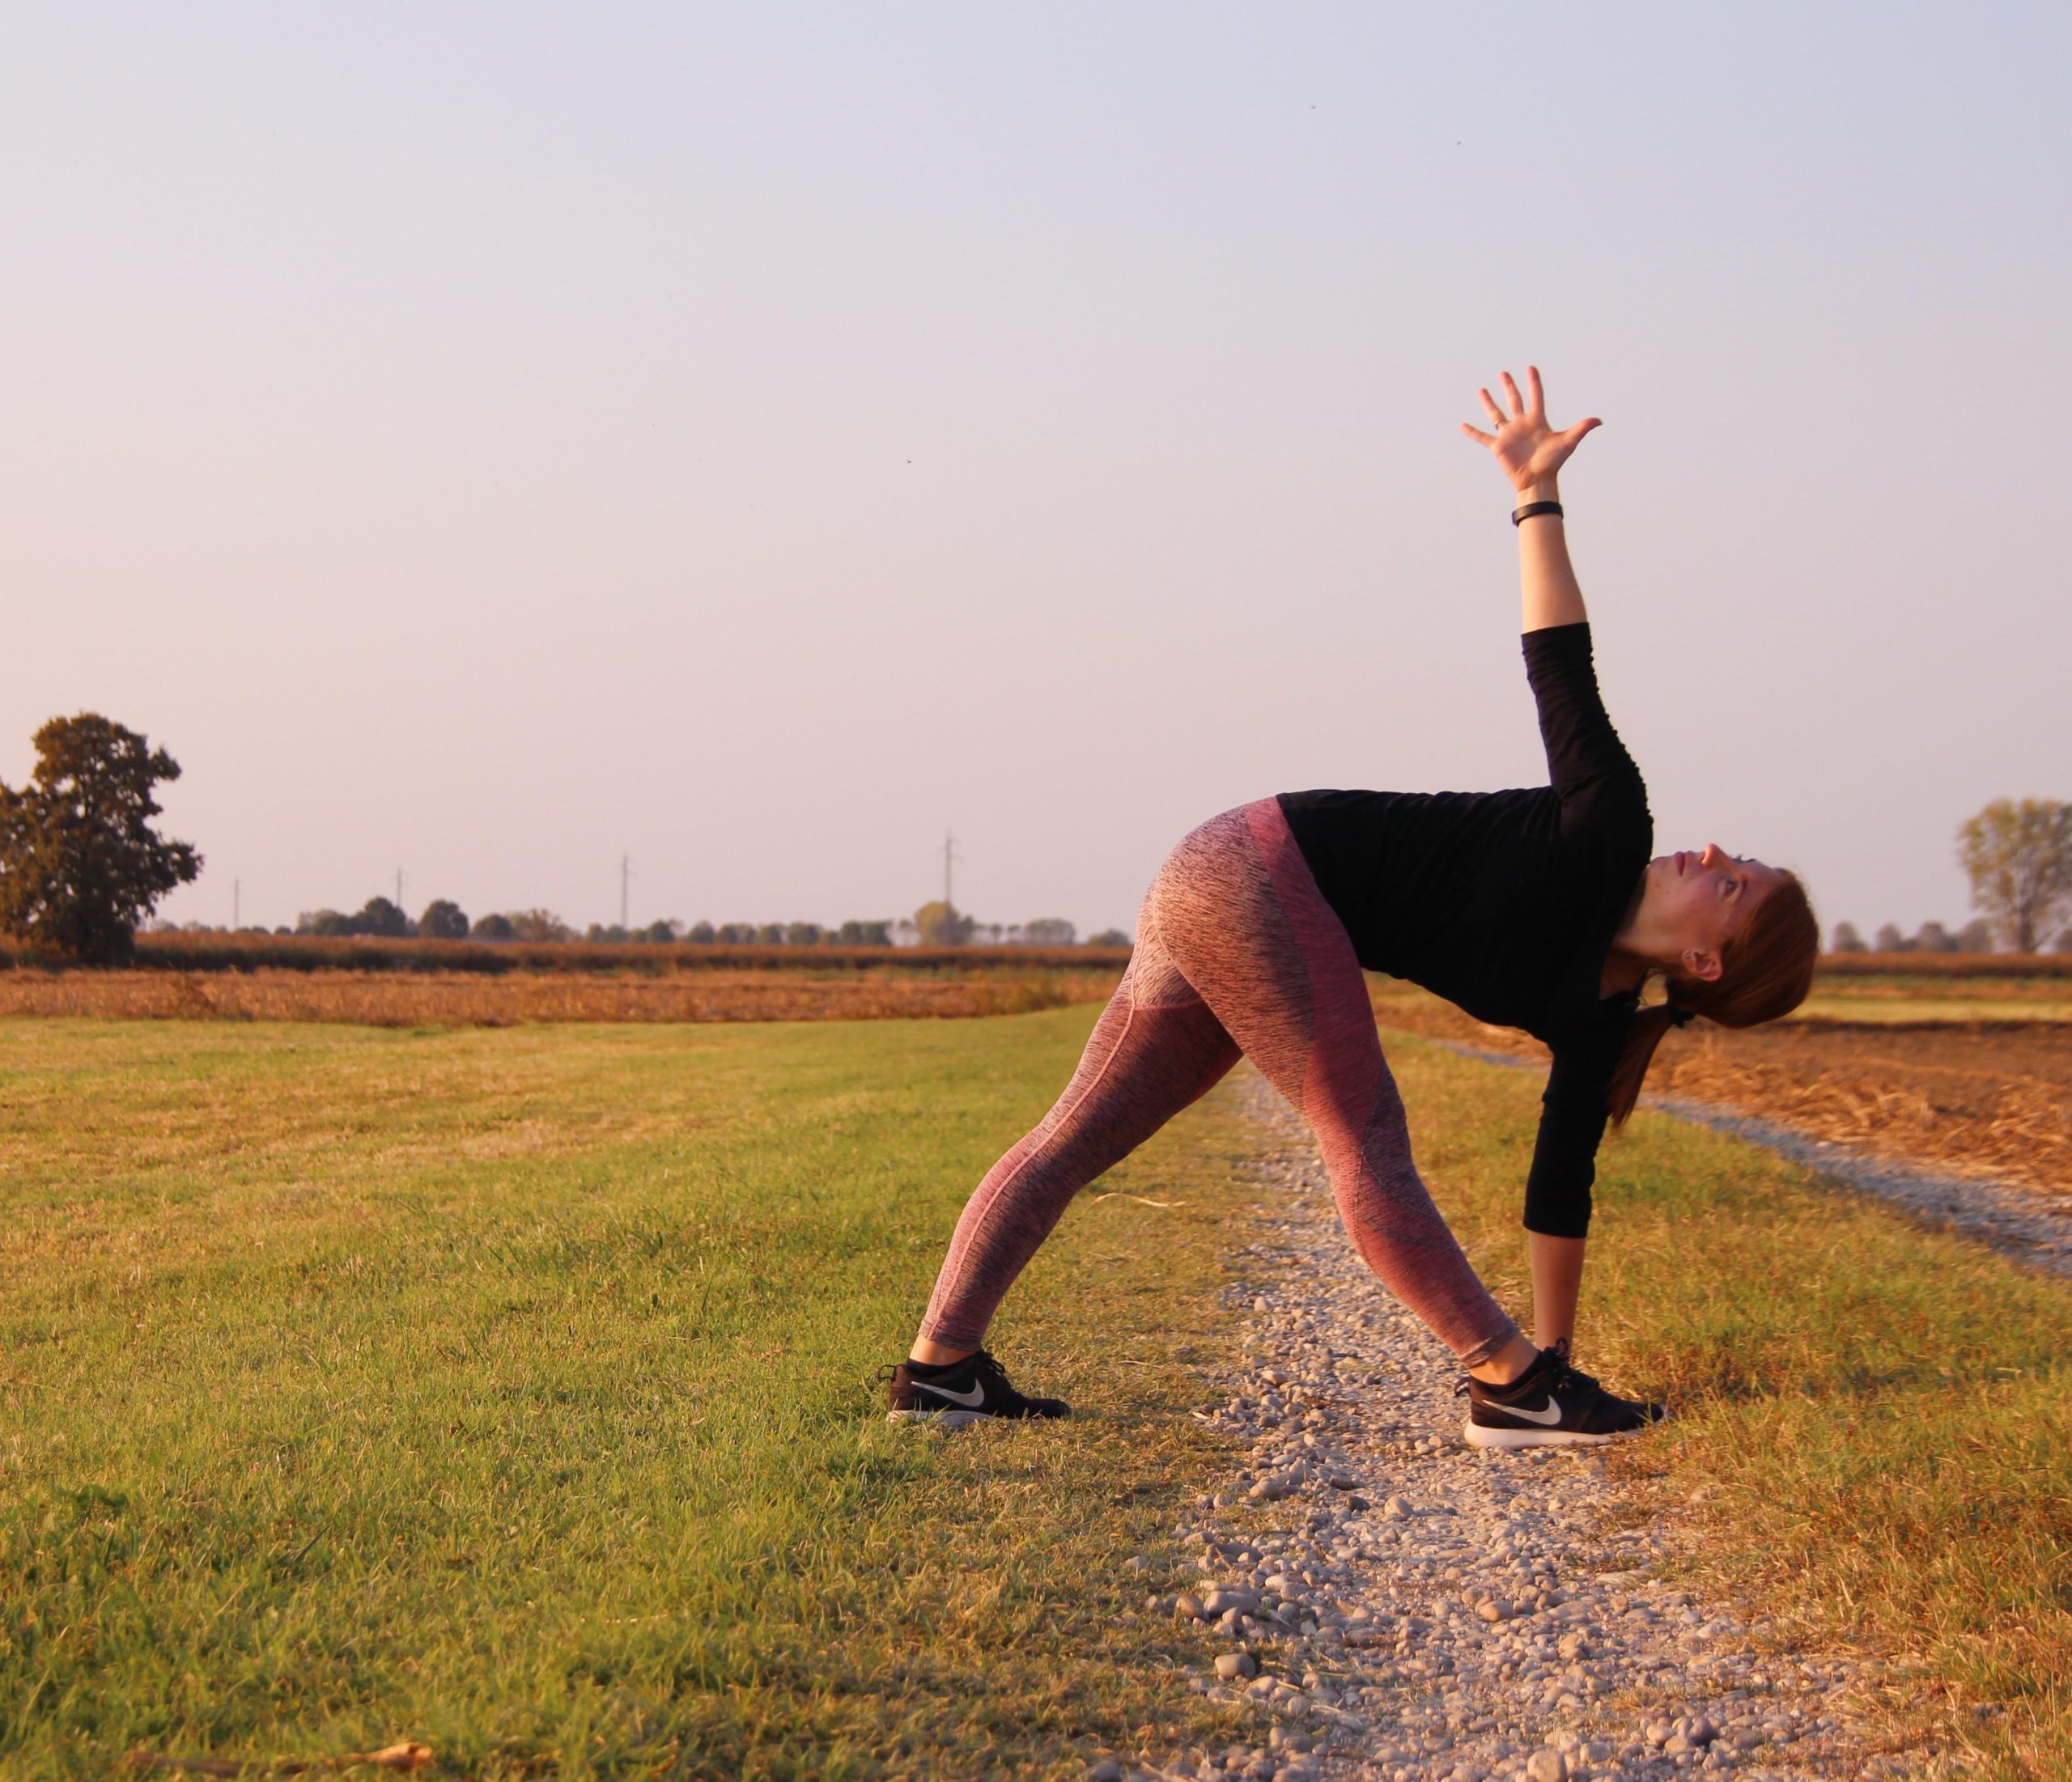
1276, 622, 1650, 1237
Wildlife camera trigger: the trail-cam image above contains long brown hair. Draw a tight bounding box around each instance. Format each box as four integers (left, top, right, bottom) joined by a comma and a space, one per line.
1606, 871, 1819, 1126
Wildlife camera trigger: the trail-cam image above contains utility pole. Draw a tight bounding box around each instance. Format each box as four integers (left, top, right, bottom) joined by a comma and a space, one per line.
943, 831, 956, 910
396, 868, 404, 912
233, 879, 240, 930
621, 854, 631, 932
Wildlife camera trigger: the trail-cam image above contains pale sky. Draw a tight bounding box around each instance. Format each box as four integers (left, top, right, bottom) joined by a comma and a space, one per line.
4, 6, 2066, 940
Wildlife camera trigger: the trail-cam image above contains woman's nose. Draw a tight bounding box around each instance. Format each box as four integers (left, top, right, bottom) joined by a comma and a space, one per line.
1700, 842, 1725, 868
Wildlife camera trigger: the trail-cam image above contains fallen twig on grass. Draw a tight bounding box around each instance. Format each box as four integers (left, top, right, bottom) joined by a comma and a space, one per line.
1088, 1191, 1179, 1207
126, 1741, 434, 1776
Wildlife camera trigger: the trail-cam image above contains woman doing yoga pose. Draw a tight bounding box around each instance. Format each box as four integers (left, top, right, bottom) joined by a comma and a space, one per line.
884, 369, 1819, 1447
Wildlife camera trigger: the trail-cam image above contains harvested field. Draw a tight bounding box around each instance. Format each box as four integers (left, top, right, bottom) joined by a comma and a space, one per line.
1369, 978, 2072, 1195
0, 966, 1121, 1025
0, 933, 1132, 978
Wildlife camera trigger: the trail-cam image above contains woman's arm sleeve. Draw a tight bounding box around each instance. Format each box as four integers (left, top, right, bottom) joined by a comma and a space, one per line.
1522, 622, 1641, 802
1522, 1038, 1617, 1238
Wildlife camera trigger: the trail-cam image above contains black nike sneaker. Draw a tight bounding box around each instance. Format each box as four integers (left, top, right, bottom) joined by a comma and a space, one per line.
1462, 1345, 1667, 1449
881, 1350, 1072, 1427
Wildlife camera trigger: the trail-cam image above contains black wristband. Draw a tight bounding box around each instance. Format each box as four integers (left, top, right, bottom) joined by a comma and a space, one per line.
1512, 500, 1565, 526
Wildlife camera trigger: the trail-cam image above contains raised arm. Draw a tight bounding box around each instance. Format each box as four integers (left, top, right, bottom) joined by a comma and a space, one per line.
1459, 366, 1601, 634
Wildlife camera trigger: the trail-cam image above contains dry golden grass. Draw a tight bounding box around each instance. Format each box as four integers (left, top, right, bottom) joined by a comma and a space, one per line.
1650, 1032, 2072, 1191
0, 967, 1121, 1026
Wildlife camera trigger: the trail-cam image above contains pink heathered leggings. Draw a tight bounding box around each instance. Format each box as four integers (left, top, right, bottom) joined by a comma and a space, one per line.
919, 799, 1522, 1366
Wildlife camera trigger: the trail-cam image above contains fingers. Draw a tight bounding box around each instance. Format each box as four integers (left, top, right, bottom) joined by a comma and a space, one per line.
1500, 371, 1524, 418
1476, 387, 1507, 426
1526, 365, 1545, 418
1560, 417, 1603, 446
1459, 420, 1497, 447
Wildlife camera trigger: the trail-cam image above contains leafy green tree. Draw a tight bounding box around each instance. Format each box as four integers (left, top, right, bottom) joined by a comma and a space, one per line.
686, 920, 716, 944
1913, 921, 1955, 953
784, 922, 823, 946
1021, 918, 1076, 946
1873, 923, 1909, 953
1829, 922, 1866, 952
912, 901, 974, 946
355, 897, 412, 939
837, 919, 891, 945
639, 919, 677, 944
419, 898, 469, 940
0, 715, 202, 962
1085, 927, 1133, 949
754, 923, 787, 944
299, 909, 355, 936
470, 912, 516, 940
1956, 799, 2072, 953
1957, 919, 1994, 953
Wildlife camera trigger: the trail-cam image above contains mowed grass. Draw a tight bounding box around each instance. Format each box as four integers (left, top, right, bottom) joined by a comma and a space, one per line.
1379, 1032, 2072, 1780
0, 1012, 1260, 1780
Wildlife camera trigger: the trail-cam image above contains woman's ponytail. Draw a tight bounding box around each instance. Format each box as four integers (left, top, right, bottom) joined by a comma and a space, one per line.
1606, 872, 1819, 1127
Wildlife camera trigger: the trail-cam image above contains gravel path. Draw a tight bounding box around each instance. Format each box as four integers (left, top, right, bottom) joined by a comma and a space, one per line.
1111, 1071, 1936, 1782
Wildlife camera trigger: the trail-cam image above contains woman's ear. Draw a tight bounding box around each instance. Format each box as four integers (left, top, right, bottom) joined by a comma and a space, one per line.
1679, 946, 1725, 983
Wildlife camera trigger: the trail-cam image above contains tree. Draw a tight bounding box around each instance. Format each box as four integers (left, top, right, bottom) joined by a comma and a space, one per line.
1913, 921, 1955, 953
912, 901, 974, 946
1873, 923, 1909, 953
0, 715, 202, 962
784, 922, 823, 945
1021, 918, 1076, 946
2057, 926, 2072, 953
471, 912, 516, 940
837, 919, 891, 945
355, 896, 412, 939
638, 919, 677, 944
1957, 919, 1994, 953
1956, 799, 2072, 953
686, 920, 716, 944
1085, 927, 1133, 949
419, 898, 469, 940
508, 909, 572, 943
1829, 921, 1867, 952
755, 922, 787, 944
298, 908, 355, 936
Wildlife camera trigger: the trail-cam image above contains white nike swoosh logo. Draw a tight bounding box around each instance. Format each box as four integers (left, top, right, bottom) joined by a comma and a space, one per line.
915, 1378, 987, 1408
1499, 1398, 1564, 1425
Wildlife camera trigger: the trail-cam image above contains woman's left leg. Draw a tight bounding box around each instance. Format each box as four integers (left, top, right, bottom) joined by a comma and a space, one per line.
914, 937, 1241, 1355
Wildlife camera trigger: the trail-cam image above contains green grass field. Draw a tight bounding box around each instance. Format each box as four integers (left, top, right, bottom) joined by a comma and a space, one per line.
4, 1012, 2069, 1779
0, 1013, 1262, 1779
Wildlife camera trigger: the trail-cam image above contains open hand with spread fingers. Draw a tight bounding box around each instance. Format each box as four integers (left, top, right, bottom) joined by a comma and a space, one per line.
1459, 367, 1601, 494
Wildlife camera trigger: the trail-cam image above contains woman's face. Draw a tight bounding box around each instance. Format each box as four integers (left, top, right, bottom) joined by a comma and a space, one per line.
1636, 843, 1785, 978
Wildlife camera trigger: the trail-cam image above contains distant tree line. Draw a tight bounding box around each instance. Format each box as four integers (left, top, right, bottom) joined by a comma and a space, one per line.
255, 901, 1133, 948
0, 713, 1144, 963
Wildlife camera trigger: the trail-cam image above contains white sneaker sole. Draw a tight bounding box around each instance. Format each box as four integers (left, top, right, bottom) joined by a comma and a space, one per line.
1461, 1415, 1664, 1450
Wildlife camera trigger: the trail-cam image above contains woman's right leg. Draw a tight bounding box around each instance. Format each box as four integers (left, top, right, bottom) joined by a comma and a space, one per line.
914, 939, 1241, 1355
